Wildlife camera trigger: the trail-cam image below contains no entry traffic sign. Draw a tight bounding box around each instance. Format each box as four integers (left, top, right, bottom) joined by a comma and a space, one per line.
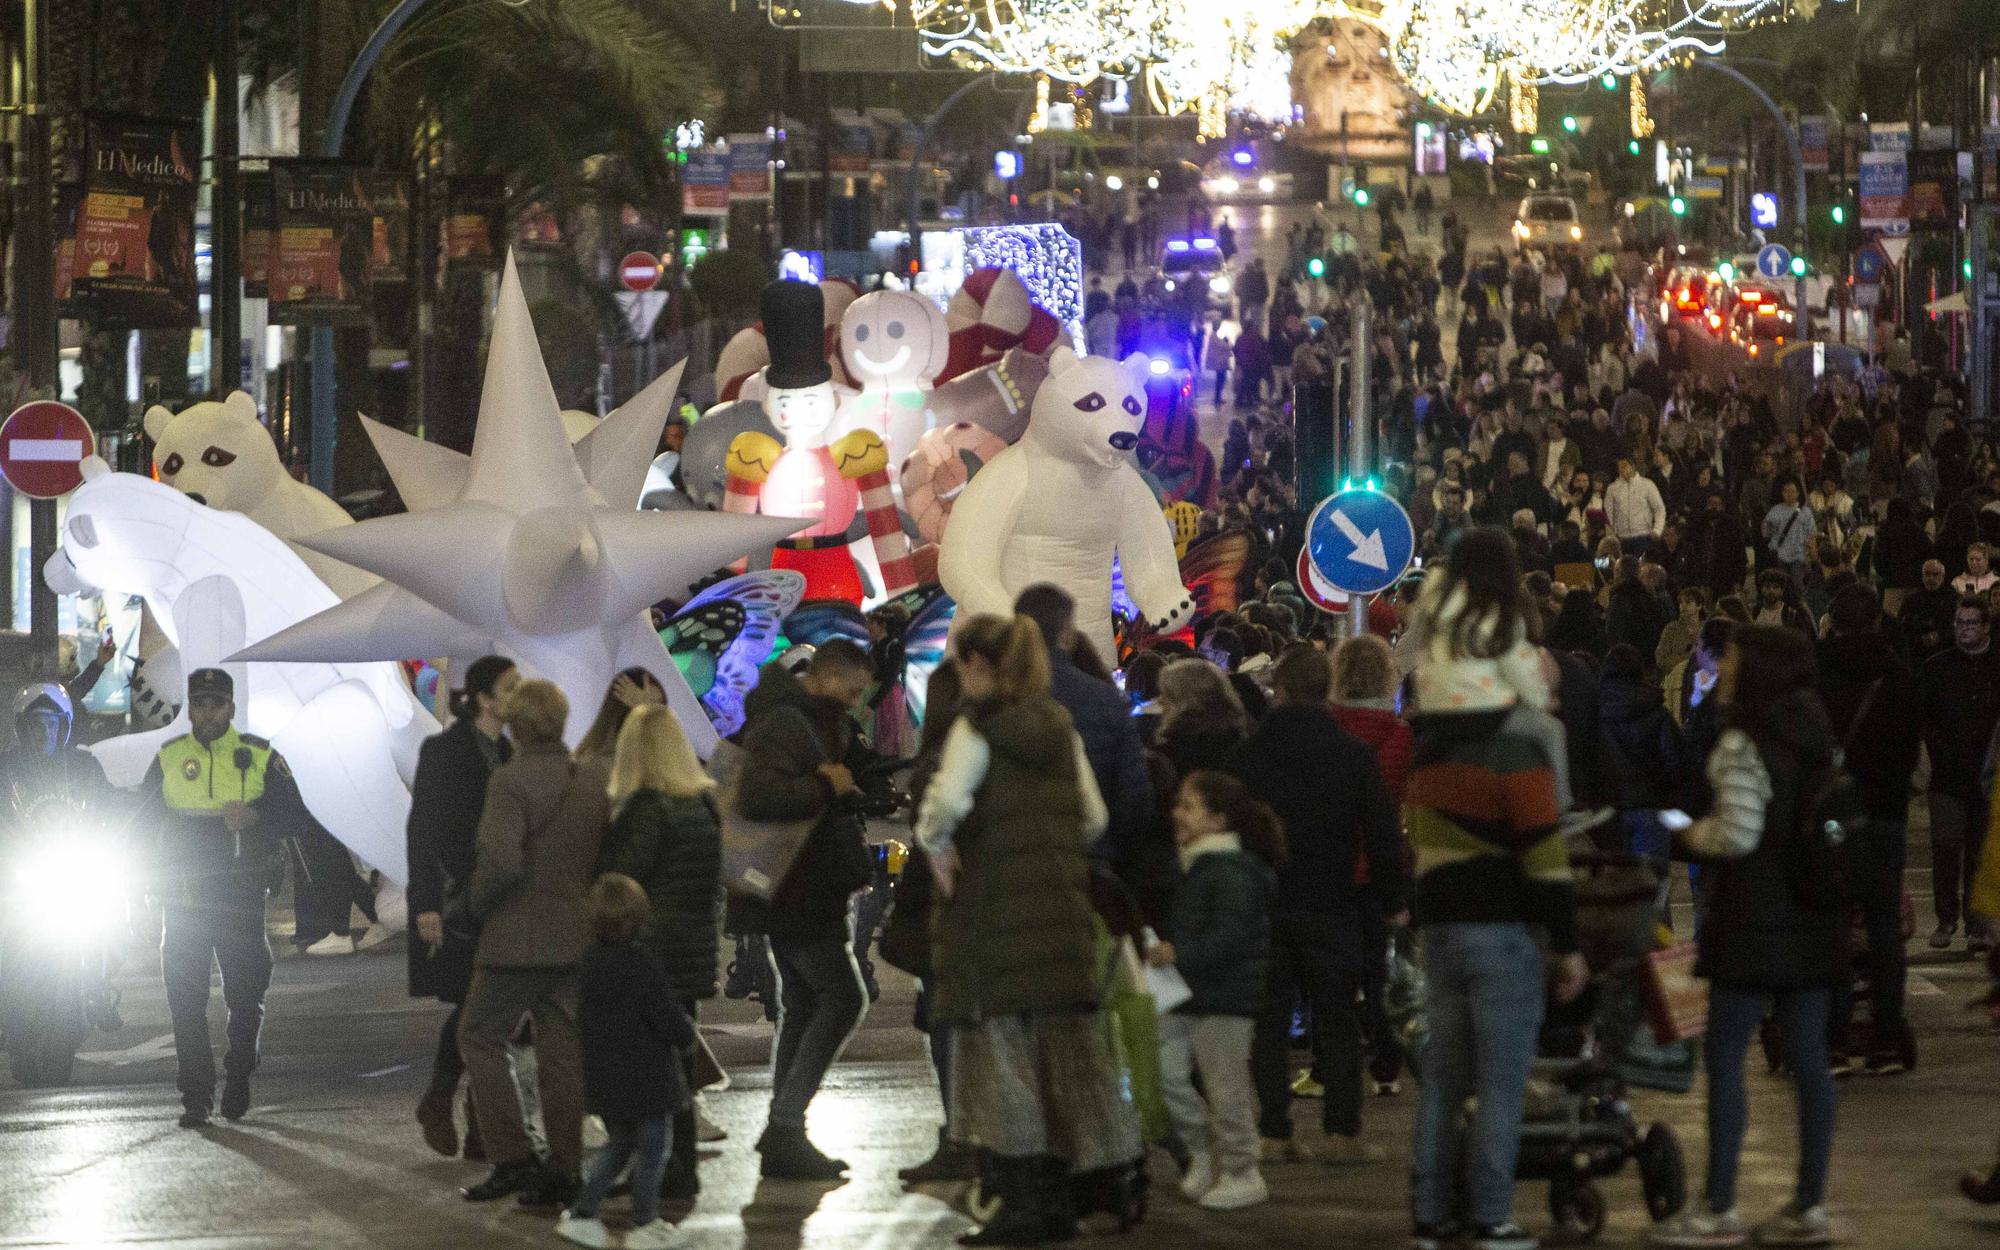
0, 401, 95, 499
1296, 546, 1350, 614
619, 251, 663, 292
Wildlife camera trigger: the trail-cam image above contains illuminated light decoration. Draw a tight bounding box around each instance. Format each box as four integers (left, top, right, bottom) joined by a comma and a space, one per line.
960, 222, 1088, 353
918, 0, 1176, 85
1630, 73, 1655, 138
1510, 71, 1539, 135
47, 460, 439, 884
240, 253, 808, 751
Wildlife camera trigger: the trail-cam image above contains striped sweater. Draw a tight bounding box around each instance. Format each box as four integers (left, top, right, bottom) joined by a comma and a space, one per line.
1404, 709, 1577, 953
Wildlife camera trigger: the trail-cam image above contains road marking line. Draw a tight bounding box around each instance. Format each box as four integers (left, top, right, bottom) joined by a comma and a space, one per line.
358, 1063, 413, 1078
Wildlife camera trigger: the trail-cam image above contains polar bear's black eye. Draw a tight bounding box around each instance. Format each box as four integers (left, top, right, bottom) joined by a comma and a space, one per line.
1074, 392, 1106, 412
201, 447, 238, 468
160, 453, 184, 476
1122, 395, 1143, 416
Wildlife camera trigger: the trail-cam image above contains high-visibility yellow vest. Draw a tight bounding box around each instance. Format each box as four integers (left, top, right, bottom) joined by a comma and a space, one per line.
157, 727, 273, 814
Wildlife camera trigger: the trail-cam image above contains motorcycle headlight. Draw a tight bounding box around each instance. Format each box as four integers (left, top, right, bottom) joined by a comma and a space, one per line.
1209, 275, 1232, 295
12, 834, 129, 938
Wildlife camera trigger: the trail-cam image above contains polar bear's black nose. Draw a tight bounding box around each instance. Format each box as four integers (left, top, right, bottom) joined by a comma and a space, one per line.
1107, 432, 1138, 451
184, 492, 207, 506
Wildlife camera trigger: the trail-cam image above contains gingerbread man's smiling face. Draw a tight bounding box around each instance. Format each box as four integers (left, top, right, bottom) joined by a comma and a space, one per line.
841, 291, 949, 390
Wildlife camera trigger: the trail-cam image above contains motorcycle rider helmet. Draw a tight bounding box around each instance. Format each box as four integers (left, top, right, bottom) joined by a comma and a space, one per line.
12, 682, 73, 749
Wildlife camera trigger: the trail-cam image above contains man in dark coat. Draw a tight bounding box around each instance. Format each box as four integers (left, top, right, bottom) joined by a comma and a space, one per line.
729, 643, 875, 1180
1898, 559, 1958, 663
1818, 585, 1921, 1072
1014, 584, 1170, 927
408, 657, 517, 1160
1919, 598, 2000, 953
1232, 649, 1401, 1162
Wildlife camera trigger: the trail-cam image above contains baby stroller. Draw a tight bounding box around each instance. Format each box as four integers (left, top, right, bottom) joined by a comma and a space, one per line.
1516, 850, 1689, 1242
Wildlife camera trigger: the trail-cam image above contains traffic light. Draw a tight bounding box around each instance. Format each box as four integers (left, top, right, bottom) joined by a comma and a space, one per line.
1601, 73, 1618, 91
1717, 261, 1735, 282
1670, 195, 1687, 216
1530, 137, 1551, 154
1830, 205, 1846, 225
1307, 256, 1325, 278
1353, 186, 1371, 207
1627, 139, 1642, 156
1789, 255, 1808, 278
1561, 115, 1579, 133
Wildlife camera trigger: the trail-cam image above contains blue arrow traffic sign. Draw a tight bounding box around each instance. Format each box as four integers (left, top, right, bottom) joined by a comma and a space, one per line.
1854, 241, 1887, 284
1756, 244, 1792, 280
1307, 488, 1416, 596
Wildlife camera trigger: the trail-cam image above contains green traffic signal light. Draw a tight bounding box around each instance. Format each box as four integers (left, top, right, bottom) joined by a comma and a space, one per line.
1717, 261, 1735, 282
1789, 256, 1808, 278
1307, 256, 1325, 278
1561, 115, 1579, 133
1601, 74, 1618, 91
1966, 259, 1976, 280
1830, 205, 1846, 225
1530, 137, 1550, 154
1354, 187, 1370, 207
1670, 196, 1687, 216
1627, 139, 1642, 156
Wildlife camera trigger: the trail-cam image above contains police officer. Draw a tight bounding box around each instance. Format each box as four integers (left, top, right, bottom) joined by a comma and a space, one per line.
142, 669, 307, 1127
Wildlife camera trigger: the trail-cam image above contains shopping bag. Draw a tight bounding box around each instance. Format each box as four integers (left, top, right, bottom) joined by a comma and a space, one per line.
1145, 964, 1193, 1015
1640, 942, 1708, 1045
709, 737, 819, 901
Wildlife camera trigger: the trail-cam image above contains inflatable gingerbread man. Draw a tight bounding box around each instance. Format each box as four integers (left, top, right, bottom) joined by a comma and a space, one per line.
724, 280, 915, 604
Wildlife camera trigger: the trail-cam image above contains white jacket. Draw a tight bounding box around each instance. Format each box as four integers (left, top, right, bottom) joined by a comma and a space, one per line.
1605, 474, 1665, 540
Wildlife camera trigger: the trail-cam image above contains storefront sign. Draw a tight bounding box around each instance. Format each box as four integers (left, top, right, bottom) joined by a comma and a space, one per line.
684, 151, 729, 215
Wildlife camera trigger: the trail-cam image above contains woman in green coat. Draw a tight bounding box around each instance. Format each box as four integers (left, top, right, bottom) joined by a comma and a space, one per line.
915, 614, 1139, 1247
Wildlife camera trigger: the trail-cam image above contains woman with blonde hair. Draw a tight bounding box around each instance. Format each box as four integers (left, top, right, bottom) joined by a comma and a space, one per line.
916, 614, 1137, 1245
596, 704, 723, 1203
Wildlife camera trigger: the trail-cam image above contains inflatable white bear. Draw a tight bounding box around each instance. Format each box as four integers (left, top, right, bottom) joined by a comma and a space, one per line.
144, 391, 372, 598
939, 348, 1193, 662
46, 460, 437, 883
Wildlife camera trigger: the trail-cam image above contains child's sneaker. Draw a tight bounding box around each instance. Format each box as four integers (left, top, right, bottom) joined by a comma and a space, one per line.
555, 1212, 610, 1249
1197, 1169, 1269, 1211
1178, 1152, 1217, 1201
625, 1218, 679, 1249
1751, 1204, 1831, 1246
1650, 1206, 1748, 1247
1290, 1071, 1325, 1097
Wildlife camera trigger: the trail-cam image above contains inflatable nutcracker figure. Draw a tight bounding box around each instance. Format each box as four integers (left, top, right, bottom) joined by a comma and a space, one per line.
724, 281, 916, 604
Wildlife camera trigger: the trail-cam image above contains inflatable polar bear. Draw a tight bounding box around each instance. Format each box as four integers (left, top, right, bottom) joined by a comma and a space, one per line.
939, 347, 1194, 662
46, 460, 437, 883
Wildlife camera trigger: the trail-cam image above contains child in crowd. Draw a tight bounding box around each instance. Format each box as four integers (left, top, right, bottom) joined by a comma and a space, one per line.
559, 874, 696, 1250
1150, 770, 1282, 1212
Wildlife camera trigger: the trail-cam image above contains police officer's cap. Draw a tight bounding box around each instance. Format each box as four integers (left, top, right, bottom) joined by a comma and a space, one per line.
186, 668, 234, 701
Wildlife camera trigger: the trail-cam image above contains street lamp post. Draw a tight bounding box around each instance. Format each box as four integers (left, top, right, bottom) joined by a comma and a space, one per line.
1672, 61, 1812, 339
1347, 296, 1372, 638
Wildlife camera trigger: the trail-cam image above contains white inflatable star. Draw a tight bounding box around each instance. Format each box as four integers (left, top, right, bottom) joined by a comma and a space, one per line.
237, 251, 805, 753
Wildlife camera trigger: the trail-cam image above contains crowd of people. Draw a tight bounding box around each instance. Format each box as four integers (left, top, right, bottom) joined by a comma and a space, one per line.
60, 187, 2000, 1250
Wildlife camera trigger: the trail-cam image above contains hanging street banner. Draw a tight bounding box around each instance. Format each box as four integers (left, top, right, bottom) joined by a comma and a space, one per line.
1859, 150, 1910, 233
369, 173, 412, 285
443, 175, 505, 266
241, 170, 274, 299
684, 151, 730, 215
1799, 116, 1830, 173
70, 114, 199, 328
728, 135, 774, 199
269, 160, 374, 325
1909, 150, 1958, 227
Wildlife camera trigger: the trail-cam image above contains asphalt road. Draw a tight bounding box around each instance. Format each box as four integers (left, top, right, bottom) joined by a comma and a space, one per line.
3, 828, 1998, 1250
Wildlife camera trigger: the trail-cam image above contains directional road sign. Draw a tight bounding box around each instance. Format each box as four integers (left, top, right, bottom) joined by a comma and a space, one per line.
1756, 244, 1792, 280
1306, 488, 1415, 597
1295, 546, 1349, 614
1854, 240, 1888, 285
0, 401, 94, 499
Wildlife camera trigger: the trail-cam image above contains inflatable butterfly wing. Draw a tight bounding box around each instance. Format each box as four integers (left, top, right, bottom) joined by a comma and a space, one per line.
661, 569, 806, 737
902, 588, 956, 728
782, 599, 872, 649
1117, 530, 1254, 658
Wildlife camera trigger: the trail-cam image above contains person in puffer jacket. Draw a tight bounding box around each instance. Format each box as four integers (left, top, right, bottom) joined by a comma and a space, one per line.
1151, 769, 1281, 1213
